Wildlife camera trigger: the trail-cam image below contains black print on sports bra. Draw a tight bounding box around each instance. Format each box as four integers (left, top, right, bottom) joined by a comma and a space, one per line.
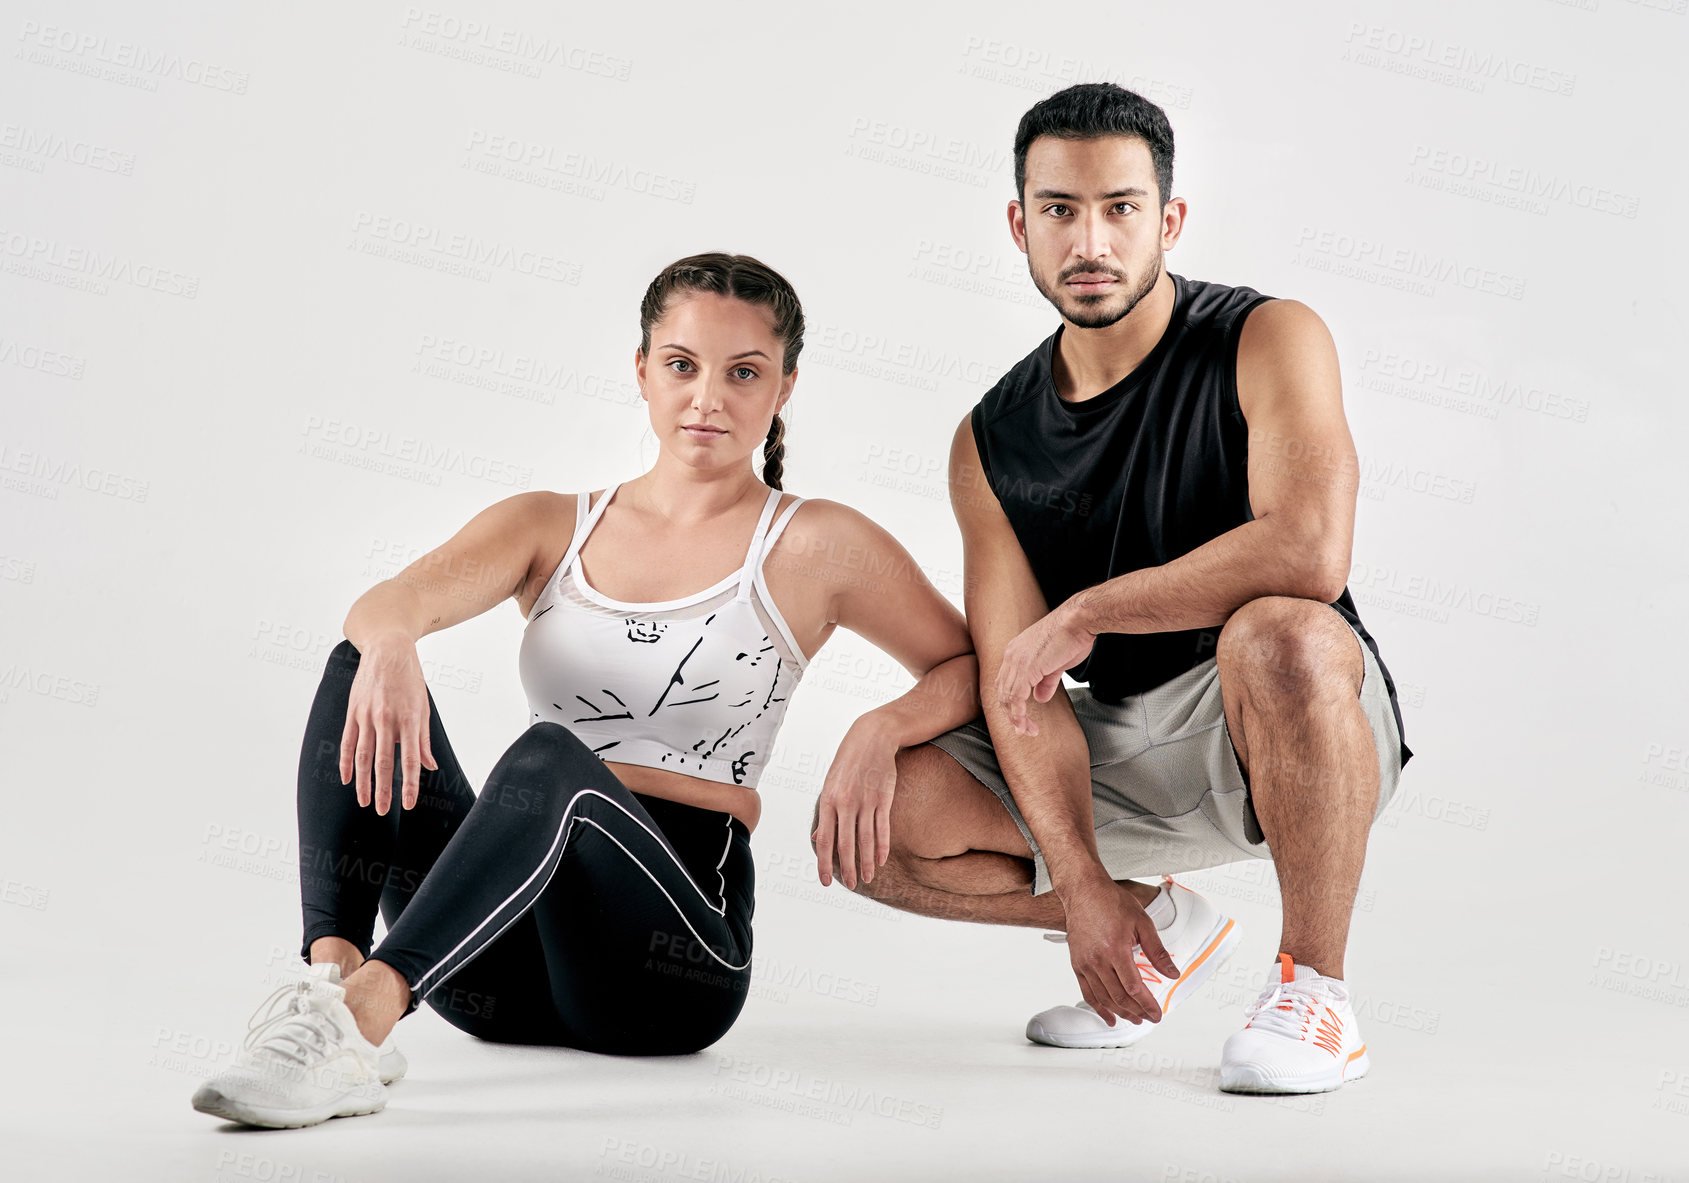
627, 619, 665, 644
689, 638, 790, 783
556, 598, 795, 784
649, 636, 718, 714
568, 689, 632, 724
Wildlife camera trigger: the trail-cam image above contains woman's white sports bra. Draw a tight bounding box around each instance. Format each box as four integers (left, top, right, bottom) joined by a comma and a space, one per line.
517, 482, 809, 789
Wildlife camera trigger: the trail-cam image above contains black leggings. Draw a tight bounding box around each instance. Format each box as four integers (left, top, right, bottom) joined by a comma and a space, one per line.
296, 639, 755, 1055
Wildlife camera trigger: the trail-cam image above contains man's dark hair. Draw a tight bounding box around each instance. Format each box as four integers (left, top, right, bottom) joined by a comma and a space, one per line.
1013, 83, 1175, 209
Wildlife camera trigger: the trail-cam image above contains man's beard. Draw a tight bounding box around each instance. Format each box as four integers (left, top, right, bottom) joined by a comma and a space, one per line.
1029, 252, 1162, 329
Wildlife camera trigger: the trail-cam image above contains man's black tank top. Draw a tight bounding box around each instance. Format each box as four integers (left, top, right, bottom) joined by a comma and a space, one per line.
971, 271, 1411, 765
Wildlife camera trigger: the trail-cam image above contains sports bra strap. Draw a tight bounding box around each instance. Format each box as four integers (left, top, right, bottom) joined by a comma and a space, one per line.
766, 496, 804, 548
735, 487, 784, 601
562, 482, 619, 575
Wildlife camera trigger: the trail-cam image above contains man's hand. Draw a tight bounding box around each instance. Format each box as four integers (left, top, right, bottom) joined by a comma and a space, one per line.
994, 597, 1097, 736
812, 722, 901, 890
1061, 878, 1181, 1026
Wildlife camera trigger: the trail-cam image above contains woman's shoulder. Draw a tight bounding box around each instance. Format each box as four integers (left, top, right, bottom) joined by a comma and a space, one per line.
489, 489, 581, 563
765, 495, 921, 576
766, 492, 850, 538
496, 488, 579, 523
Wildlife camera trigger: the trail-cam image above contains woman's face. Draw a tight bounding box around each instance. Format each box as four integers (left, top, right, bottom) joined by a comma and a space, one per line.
637, 291, 795, 474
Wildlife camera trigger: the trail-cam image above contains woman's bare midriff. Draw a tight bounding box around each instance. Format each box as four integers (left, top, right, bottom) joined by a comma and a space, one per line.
603, 761, 761, 832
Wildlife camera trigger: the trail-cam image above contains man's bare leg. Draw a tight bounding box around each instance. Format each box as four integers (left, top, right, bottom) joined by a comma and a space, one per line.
1217, 596, 1379, 981
814, 742, 1159, 927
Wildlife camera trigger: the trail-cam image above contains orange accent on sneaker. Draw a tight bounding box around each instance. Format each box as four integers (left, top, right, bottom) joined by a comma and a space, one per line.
1163, 919, 1236, 1009
1278, 953, 1295, 984
1314, 1023, 1344, 1055
1346, 1044, 1367, 1064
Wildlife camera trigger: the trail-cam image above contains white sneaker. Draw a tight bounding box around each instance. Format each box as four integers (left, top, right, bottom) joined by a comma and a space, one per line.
280, 963, 407, 1082
376, 1031, 408, 1085
1219, 954, 1370, 1094
1025, 878, 1240, 1049
191, 962, 387, 1128
323, 963, 407, 1083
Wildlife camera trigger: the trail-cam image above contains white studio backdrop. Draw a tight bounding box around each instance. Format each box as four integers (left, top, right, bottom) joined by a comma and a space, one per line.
3, 1, 1686, 1180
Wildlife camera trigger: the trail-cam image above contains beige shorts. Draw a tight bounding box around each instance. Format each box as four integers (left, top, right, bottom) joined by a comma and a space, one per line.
927, 614, 1405, 896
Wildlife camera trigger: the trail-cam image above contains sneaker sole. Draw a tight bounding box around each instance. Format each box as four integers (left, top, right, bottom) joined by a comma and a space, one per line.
1026, 916, 1242, 1049
191, 1084, 386, 1129
1218, 1044, 1371, 1095
378, 1047, 407, 1085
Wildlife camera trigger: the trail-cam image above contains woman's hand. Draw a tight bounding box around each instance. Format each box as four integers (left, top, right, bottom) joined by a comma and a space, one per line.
812, 719, 901, 890
339, 640, 439, 815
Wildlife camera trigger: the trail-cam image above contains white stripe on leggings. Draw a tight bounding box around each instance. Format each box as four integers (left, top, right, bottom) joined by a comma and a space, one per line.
413, 787, 743, 993
713, 814, 733, 912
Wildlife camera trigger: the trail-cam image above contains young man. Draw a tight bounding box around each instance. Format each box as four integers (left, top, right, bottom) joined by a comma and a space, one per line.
811, 83, 1411, 1095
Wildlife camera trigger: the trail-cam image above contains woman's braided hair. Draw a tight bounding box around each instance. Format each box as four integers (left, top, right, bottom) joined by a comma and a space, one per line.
638, 252, 804, 490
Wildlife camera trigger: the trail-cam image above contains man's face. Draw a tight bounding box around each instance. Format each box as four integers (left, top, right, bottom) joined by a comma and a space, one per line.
1010, 134, 1178, 329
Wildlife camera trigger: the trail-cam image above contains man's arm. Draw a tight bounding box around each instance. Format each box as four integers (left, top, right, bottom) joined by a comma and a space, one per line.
994, 299, 1359, 734
950, 415, 1177, 1027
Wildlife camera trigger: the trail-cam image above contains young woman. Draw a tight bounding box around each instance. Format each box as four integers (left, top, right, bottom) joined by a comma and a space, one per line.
191, 253, 978, 1128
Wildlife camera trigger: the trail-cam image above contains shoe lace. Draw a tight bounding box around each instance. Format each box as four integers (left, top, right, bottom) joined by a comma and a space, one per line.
242, 980, 346, 1068
1241, 979, 1333, 1040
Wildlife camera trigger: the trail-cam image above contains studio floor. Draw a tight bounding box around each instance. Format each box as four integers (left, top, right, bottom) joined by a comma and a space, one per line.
9, 838, 1685, 1183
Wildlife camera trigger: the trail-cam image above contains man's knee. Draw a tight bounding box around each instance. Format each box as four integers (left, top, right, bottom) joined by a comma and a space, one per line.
1217, 596, 1362, 698
887, 743, 969, 861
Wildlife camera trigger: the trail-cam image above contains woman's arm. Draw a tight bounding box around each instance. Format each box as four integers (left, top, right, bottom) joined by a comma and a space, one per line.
791, 500, 978, 889
338, 490, 559, 813
344, 490, 560, 651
